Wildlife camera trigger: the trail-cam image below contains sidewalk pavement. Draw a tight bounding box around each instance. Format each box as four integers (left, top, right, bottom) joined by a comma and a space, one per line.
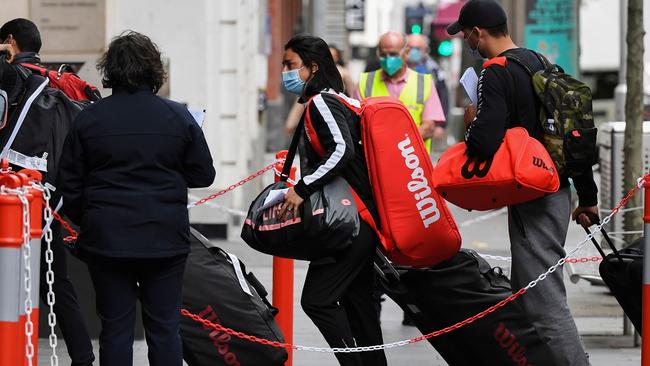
39, 186, 642, 365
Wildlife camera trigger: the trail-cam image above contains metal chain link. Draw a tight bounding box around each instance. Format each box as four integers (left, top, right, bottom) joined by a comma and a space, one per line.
16, 189, 35, 365
42, 186, 59, 366
187, 161, 279, 209
187, 194, 248, 217
181, 173, 650, 354
51, 210, 78, 243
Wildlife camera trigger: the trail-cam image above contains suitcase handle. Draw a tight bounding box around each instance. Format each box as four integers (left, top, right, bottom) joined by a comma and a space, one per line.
582, 212, 624, 264
374, 248, 401, 284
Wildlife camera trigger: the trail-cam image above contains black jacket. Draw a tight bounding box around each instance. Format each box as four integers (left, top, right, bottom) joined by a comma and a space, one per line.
465, 48, 597, 207
58, 86, 215, 258
294, 89, 378, 221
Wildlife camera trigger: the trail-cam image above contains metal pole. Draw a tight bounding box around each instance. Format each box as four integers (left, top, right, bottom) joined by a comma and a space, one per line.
615, 0, 628, 121
642, 176, 650, 364
273, 150, 295, 366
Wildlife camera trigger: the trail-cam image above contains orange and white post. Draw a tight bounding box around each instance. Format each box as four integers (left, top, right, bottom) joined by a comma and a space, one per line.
0, 173, 26, 365
273, 150, 296, 366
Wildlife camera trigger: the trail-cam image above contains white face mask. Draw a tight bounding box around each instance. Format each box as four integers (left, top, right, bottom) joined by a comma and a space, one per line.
465, 29, 484, 60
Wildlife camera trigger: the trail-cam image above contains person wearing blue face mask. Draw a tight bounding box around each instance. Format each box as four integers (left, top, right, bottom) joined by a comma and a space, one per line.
406, 33, 450, 128
448, 1, 596, 365
280, 34, 388, 366
354, 31, 445, 153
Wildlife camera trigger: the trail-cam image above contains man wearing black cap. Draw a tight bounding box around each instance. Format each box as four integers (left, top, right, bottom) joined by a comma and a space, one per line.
447, 1, 596, 365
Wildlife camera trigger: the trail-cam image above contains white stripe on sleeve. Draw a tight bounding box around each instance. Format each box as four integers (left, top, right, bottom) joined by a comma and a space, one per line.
303, 94, 347, 185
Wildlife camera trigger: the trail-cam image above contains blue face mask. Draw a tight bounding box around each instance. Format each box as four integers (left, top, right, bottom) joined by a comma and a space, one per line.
380, 56, 403, 76
408, 48, 423, 64
466, 29, 484, 60
282, 66, 306, 95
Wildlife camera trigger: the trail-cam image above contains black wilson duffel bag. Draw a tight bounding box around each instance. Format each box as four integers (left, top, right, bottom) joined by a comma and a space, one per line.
182, 228, 287, 366
241, 118, 360, 260
375, 249, 554, 366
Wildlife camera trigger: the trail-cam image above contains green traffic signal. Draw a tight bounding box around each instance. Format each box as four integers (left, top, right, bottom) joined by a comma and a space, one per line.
411, 24, 422, 34
438, 39, 453, 57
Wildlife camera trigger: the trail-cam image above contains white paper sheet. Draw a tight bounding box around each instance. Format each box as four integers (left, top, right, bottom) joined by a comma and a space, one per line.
188, 108, 206, 128
258, 188, 288, 212
460, 67, 479, 105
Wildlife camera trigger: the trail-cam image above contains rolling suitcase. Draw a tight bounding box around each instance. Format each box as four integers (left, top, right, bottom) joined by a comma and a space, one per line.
181, 228, 287, 366
375, 248, 554, 366
597, 235, 643, 332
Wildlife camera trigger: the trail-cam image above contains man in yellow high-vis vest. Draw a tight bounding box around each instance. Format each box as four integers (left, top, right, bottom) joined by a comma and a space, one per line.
354, 31, 446, 153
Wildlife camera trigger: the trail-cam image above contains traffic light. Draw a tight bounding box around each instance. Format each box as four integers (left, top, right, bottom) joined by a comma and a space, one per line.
405, 5, 427, 35
437, 39, 453, 57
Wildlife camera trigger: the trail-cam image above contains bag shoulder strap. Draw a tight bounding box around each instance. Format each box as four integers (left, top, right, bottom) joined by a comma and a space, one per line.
280, 106, 305, 181
19, 63, 48, 77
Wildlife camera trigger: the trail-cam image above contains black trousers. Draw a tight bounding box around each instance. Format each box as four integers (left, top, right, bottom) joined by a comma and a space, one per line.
85, 253, 187, 366
39, 221, 95, 366
301, 222, 388, 366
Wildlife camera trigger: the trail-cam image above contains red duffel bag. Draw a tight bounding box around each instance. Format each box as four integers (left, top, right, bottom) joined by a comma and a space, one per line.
307, 93, 461, 268
433, 127, 560, 211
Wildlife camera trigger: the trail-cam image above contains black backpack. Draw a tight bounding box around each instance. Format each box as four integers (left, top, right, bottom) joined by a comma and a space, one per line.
0, 66, 90, 184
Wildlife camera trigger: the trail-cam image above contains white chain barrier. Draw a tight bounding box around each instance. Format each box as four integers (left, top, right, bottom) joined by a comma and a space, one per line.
184, 175, 645, 355
261, 200, 625, 354
600, 206, 642, 214
187, 194, 247, 217
41, 185, 59, 366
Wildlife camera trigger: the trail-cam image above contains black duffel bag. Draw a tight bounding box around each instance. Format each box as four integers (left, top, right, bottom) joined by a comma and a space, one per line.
598, 235, 643, 332
376, 249, 554, 366
241, 119, 360, 260
182, 228, 287, 366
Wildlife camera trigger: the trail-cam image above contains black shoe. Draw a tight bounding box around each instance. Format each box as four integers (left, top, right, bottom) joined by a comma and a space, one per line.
402, 312, 416, 326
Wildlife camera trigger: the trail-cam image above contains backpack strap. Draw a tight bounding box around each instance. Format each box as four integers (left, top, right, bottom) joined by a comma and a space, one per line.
349, 187, 388, 250
302, 92, 362, 158
19, 63, 48, 77
279, 109, 304, 181
482, 56, 520, 126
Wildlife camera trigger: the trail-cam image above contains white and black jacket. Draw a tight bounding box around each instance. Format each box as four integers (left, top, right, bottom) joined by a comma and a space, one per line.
293, 89, 378, 219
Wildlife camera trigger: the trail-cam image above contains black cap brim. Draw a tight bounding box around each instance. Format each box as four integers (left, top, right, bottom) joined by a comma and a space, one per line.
447, 21, 462, 35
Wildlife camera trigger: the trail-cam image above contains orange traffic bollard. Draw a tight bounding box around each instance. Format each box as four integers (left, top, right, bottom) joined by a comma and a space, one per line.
642, 175, 650, 365
0, 173, 25, 366
274, 150, 295, 366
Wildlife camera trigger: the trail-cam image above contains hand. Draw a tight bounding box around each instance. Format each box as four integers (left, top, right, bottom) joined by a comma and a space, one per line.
0, 44, 15, 63
419, 120, 435, 140
464, 104, 476, 129
278, 187, 304, 221
572, 206, 599, 228
433, 126, 445, 141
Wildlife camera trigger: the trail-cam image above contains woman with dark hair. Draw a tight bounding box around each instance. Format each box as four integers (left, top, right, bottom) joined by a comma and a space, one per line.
279, 34, 388, 366
58, 31, 215, 366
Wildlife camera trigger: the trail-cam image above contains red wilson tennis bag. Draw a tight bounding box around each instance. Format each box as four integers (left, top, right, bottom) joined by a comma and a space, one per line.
241, 118, 360, 261
307, 94, 461, 268
433, 127, 560, 211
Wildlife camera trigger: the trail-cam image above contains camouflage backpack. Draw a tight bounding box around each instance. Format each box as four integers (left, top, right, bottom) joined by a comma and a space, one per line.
505, 52, 597, 176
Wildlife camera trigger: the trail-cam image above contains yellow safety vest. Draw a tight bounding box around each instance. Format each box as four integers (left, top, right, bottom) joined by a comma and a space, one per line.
359, 69, 433, 151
